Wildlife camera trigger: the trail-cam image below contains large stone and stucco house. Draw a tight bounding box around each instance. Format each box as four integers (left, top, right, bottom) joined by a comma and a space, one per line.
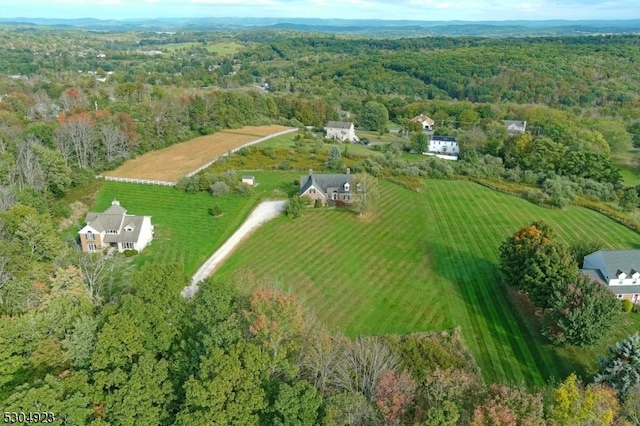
79, 200, 154, 253
299, 169, 354, 206
581, 250, 640, 304
325, 121, 356, 142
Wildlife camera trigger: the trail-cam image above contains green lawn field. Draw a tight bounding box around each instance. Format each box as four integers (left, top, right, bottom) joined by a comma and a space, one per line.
93, 172, 298, 276
215, 179, 640, 386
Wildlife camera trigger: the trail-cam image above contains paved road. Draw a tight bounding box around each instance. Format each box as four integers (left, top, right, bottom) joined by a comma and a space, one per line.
181, 200, 286, 298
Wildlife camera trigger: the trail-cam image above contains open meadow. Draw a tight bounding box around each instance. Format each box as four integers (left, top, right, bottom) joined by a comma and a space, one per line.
102, 125, 292, 182
215, 179, 640, 386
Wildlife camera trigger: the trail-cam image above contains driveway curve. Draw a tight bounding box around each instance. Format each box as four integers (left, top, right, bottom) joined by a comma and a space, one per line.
181, 200, 286, 298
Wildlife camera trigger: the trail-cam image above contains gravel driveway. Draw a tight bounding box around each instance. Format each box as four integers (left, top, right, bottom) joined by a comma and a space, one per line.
181, 200, 286, 298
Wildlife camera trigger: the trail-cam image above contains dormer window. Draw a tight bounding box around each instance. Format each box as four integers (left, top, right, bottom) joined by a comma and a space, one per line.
344, 183, 350, 192
107, 229, 117, 234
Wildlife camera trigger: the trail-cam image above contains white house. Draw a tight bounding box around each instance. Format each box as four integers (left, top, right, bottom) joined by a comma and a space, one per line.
581, 250, 640, 304
428, 135, 459, 155
325, 121, 356, 142
79, 200, 154, 253
242, 175, 255, 186
410, 114, 435, 131
502, 120, 527, 135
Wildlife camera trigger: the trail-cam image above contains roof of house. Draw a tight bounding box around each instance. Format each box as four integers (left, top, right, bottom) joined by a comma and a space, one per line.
326, 121, 353, 129
584, 250, 640, 278
410, 114, 435, 125
82, 200, 148, 244
502, 120, 527, 132
299, 173, 354, 196
242, 175, 255, 179
430, 135, 457, 142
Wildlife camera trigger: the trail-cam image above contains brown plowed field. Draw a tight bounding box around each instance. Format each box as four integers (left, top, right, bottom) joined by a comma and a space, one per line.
102, 125, 292, 182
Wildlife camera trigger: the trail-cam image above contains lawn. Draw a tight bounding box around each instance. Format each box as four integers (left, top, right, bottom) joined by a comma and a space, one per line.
92, 172, 299, 277
215, 179, 640, 386
612, 149, 640, 186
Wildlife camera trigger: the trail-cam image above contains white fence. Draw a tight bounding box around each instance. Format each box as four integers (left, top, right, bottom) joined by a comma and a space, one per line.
97, 127, 299, 186
185, 128, 299, 178
95, 175, 176, 186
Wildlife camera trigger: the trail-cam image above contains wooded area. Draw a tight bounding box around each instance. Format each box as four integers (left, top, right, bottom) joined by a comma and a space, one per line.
1, 25, 640, 424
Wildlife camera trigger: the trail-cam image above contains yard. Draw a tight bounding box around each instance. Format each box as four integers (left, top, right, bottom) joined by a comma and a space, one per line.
92, 172, 299, 276
102, 125, 293, 182
214, 179, 640, 386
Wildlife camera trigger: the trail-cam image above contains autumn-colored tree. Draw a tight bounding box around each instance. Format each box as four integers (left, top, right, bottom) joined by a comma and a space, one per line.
549, 373, 621, 426
499, 221, 577, 310
470, 384, 544, 426
374, 369, 417, 425
243, 287, 305, 379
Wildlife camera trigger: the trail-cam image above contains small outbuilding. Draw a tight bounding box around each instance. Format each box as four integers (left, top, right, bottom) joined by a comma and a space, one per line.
241, 176, 256, 186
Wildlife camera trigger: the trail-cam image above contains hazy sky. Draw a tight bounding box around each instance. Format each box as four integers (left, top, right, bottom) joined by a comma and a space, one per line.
2, 0, 639, 21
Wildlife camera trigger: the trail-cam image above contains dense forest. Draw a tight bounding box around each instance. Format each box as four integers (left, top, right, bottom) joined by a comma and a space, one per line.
1, 25, 640, 424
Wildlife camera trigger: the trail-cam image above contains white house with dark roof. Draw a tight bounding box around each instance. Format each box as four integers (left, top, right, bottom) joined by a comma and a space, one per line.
79, 200, 154, 253
325, 121, 357, 142
502, 120, 527, 136
429, 135, 459, 155
581, 250, 640, 304
299, 169, 354, 206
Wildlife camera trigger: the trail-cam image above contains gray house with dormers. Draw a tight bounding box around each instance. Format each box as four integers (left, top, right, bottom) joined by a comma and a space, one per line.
299, 169, 354, 206
78, 200, 154, 253
581, 250, 640, 304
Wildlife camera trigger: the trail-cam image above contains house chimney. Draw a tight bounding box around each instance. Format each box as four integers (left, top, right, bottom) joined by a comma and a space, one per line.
346, 168, 350, 175
309, 168, 313, 176
112, 199, 120, 206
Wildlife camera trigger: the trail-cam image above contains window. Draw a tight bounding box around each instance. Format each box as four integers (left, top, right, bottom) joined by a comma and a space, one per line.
344, 195, 350, 201
616, 294, 623, 299
332, 192, 338, 201
86, 232, 94, 241
123, 242, 134, 249
88, 243, 97, 252
310, 189, 315, 194
344, 183, 350, 192
107, 229, 117, 234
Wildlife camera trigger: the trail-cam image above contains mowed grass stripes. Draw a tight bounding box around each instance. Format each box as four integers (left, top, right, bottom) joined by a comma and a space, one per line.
216, 179, 640, 386
93, 172, 299, 276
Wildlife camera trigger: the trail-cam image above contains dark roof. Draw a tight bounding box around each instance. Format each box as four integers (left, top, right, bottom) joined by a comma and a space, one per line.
430, 135, 457, 142
103, 215, 144, 243
299, 174, 354, 196
608, 285, 640, 295
585, 250, 640, 280
580, 268, 607, 284
326, 121, 353, 129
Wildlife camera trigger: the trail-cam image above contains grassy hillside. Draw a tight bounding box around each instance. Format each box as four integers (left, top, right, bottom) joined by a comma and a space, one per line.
215, 179, 640, 386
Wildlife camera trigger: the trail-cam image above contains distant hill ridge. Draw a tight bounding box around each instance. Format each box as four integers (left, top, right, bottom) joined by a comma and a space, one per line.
0, 17, 639, 36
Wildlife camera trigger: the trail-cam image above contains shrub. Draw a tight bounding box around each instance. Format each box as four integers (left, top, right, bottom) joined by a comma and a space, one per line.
210, 204, 223, 217
238, 147, 250, 156
314, 199, 322, 208
210, 181, 230, 197
185, 176, 201, 194
622, 299, 634, 313
235, 182, 254, 196
285, 195, 310, 219
175, 176, 190, 191
123, 249, 138, 257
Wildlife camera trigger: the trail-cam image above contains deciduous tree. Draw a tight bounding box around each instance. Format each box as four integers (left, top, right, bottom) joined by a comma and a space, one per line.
353, 172, 379, 216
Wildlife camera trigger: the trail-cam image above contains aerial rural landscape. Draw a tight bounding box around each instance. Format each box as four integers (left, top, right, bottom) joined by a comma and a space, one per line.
1, 0, 640, 424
